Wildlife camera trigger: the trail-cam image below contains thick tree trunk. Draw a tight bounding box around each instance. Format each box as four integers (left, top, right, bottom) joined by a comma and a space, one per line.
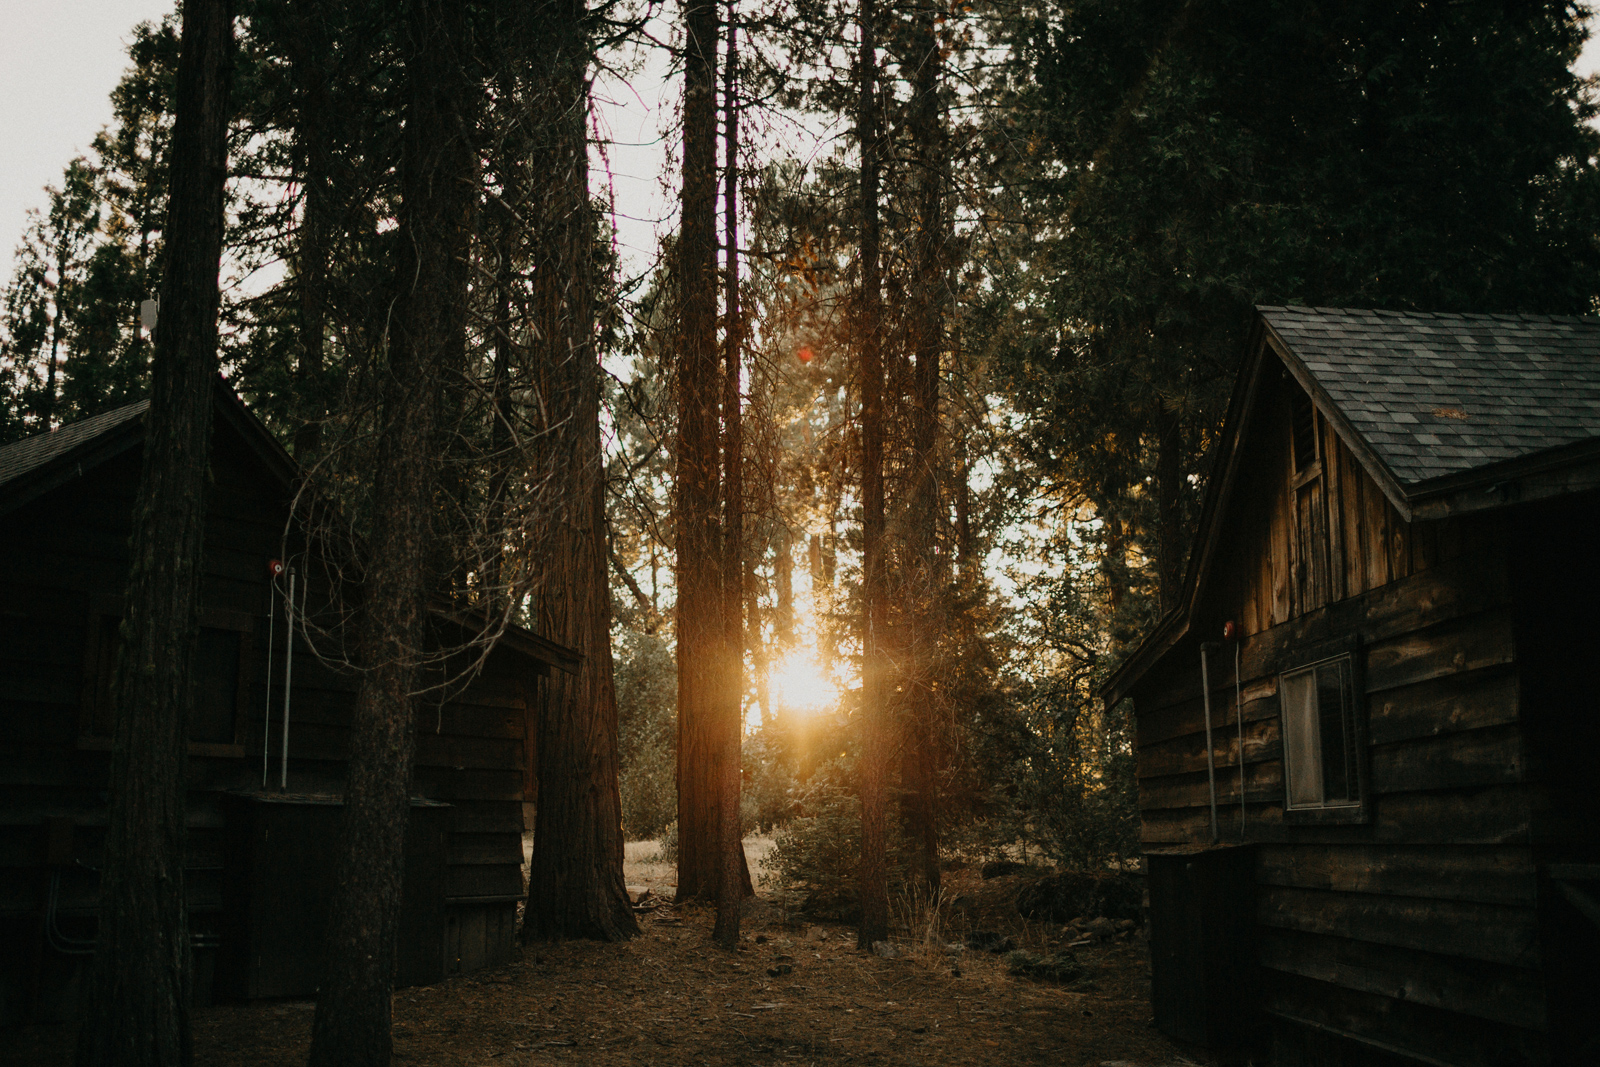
856, 0, 890, 950
73, 4, 233, 1065
306, 2, 475, 1063
523, 0, 638, 942
675, 0, 726, 904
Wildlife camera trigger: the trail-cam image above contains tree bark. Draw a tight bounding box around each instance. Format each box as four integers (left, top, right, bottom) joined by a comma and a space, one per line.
73, 3, 233, 1065
856, 0, 890, 950
901, 4, 946, 894
523, 0, 638, 943
306, 2, 475, 1062
289, 0, 329, 461
675, 0, 726, 904
713, 3, 746, 947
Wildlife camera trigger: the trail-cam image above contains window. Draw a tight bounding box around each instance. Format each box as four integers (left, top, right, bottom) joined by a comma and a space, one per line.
80, 610, 250, 754
1280, 654, 1367, 819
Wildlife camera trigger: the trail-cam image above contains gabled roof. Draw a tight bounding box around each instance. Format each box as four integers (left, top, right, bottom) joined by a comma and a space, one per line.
1104, 305, 1600, 707
0, 400, 150, 513
0, 382, 580, 672
1259, 306, 1600, 520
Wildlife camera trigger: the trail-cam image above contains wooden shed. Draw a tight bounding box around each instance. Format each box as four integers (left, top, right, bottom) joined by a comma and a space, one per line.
1104, 307, 1600, 1066
0, 382, 578, 1025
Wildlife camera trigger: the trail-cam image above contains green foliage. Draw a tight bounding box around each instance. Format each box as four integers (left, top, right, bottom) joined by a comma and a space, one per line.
741, 727, 798, 834
1, 17, 177, 441
615, 628, 677, 841
765, 754, 865, 892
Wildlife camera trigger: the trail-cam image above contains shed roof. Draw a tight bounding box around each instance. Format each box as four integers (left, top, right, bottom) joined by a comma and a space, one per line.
0, 385, 580, 672
1104, 305, 1600, 707
0, 400, 148, 496
1258, 307, 1600, 515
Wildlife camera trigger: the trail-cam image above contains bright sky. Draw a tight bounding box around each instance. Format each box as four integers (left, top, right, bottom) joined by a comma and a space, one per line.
0, 2, 675, 287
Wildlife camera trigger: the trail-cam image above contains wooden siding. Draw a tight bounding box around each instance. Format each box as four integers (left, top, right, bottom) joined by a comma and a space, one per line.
0, 422, 537, 1022
1132, 369, 1547, 1065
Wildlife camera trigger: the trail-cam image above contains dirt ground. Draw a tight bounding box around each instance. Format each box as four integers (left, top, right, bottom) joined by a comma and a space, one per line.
4, 840, 1202, 1067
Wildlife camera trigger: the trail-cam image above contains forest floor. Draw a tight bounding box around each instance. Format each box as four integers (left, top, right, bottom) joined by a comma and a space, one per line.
5, 839, 1204, 1067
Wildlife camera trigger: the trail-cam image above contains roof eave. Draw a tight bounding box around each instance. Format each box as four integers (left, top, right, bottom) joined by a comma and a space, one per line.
1405, 437, 1600, 521
0, 412, 147, 518
1101, 318, 1271, 707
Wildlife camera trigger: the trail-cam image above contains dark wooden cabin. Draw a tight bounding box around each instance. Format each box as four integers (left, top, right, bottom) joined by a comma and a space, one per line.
0, 383, 578, 1025
1104, 307, 1600, 1067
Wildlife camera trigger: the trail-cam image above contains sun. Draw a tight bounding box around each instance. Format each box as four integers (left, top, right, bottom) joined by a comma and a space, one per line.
769, 647, 839, 719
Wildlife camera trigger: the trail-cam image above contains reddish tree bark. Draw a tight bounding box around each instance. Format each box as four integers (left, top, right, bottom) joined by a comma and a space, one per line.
523, 0, 638, 943
676, 0, 734, 905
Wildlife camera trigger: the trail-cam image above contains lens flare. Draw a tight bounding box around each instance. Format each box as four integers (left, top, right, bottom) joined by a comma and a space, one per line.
769, 647, 838, 718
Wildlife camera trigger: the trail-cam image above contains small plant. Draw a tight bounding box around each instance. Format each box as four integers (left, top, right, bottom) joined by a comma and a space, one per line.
892, 881, 952, 967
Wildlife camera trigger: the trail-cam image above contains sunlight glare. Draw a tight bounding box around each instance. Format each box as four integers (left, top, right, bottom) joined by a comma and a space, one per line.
770, 647, 839, 718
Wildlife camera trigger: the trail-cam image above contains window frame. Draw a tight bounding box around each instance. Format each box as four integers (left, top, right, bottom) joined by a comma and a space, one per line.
1277, 639, 1371, 825
78, 597, 254, 758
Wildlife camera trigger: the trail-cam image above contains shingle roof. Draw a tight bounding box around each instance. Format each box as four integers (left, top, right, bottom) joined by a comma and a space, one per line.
0, 400, 147, 492
1258, 306, 1600, 488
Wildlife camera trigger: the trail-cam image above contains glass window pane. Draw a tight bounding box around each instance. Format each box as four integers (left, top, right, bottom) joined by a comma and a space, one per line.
1282, 669, 1322, 807
1316, 662, 1352, 803
189, 627, 240, 743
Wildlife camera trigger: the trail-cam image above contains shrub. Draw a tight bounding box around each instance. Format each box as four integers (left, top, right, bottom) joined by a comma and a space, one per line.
615, 629, 676, 840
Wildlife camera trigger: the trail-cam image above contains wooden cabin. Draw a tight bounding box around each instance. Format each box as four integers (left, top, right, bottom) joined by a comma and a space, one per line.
1104, 307, 1600, 1067
0, 382, 578, 1025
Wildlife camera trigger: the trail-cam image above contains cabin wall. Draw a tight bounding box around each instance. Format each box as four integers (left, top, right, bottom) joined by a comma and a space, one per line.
1509, 491, 1600, 1063
1133, 368, 1544, 1066
0, 430, 534, 1023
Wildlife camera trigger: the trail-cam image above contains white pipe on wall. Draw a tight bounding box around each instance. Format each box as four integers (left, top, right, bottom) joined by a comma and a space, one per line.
1200, 641, 1220, 845
280, 568, 296, 791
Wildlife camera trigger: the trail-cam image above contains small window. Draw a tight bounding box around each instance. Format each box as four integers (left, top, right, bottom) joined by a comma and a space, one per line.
1281, 655, 1363, 813
1290, 388, 1318, 472
81, 615, 248, 752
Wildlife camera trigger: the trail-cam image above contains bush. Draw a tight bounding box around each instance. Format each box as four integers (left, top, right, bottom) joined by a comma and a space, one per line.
615, 629, 676, 840
741, 728, 797, 834
765, 755, 861, 893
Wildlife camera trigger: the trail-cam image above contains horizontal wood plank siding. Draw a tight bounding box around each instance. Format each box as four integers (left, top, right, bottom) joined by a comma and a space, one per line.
0, 421, 541, 1018
1132, 370, 1541, 1064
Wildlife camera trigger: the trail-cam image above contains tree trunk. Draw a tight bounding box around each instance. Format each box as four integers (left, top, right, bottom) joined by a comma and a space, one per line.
900, 4, 946, 894
675, 0, 725, 904
523, 0, 638, 942
290, 0, 329, 462
306, 1, 475, 1062
713, 4, 746, 947
73, 3, 232, 1065
856, 0, 890, 950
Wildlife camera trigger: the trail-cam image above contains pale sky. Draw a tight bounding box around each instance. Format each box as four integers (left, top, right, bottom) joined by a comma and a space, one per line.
2, 6, 1599, 289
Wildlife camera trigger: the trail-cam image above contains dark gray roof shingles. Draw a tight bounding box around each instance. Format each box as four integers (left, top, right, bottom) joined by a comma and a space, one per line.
0, 400, 147, 492
1258, 306, 1600, 487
